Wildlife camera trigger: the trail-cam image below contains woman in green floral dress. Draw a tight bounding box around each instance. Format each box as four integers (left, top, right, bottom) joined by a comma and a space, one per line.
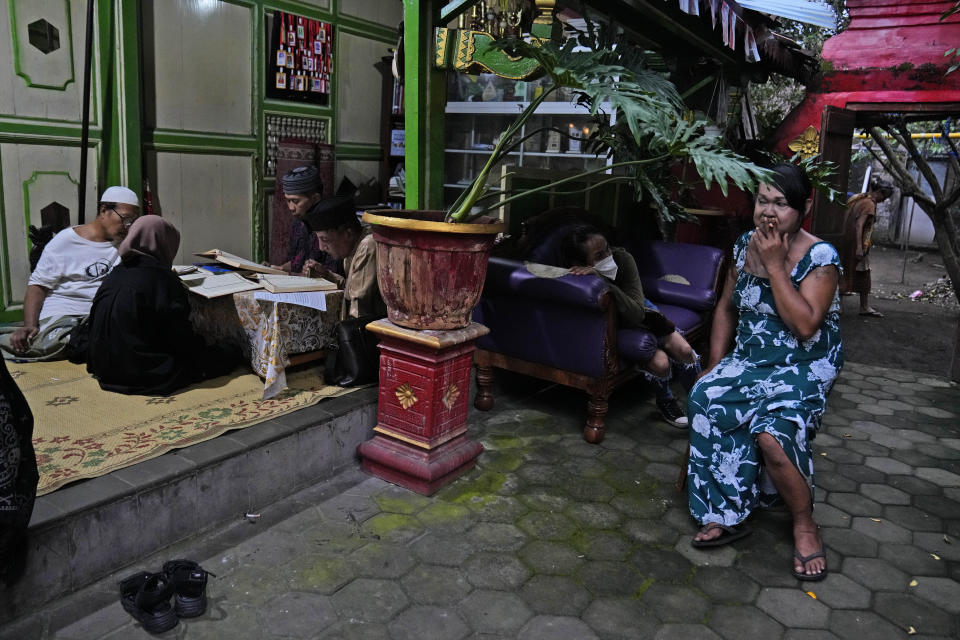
687, 164, 843, 581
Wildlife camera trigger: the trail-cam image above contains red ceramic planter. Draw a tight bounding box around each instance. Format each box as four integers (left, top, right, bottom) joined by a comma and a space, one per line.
362, 210, 505, 331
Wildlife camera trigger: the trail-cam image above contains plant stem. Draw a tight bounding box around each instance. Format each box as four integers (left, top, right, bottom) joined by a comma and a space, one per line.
461, 157, 667, 222
448, 86, 559, 222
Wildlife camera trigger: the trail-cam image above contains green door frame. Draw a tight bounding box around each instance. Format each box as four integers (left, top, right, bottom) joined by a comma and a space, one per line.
403, 0, 446, 210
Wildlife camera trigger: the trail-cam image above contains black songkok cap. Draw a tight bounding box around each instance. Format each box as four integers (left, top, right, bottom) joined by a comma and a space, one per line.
305, 195, 357, 231
281, 165, 323, 195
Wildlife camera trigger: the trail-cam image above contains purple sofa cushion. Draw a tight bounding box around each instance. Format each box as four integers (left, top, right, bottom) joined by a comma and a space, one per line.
640, 278, 716, 311
655, 303, 703, 335
630, 241, 724, 292
485, 257, 609, 310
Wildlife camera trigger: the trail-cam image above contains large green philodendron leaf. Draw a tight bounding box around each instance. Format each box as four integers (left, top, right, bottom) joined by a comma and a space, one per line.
447, 37, 769, 222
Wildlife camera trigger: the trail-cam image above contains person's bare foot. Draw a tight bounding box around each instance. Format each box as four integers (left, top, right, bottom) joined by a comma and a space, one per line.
859, 308, 884, 318
793, 525, 826, 579
694, 523, 724, 544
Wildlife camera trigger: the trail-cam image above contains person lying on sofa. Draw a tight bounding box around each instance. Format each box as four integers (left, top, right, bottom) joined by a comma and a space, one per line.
86, 216, 241, 395
560, 225, 701, 427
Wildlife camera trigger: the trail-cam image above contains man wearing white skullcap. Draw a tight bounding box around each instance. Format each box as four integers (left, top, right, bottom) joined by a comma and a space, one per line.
1, 186, 141, 361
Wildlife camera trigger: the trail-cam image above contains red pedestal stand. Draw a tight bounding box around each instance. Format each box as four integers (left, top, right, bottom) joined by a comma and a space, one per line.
357, 319, 488, 495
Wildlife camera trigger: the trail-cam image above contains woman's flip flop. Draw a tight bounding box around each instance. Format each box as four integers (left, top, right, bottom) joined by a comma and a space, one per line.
690, 523, 752, 548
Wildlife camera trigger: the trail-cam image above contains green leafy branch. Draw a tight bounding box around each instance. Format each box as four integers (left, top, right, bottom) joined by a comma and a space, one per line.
445, 35, 769, 223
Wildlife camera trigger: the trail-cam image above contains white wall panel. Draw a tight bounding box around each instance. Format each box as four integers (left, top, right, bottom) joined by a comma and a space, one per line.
149, 152, 252, 263
339, 0, 402, 28
0, 0, 93, 122
336, 33, 389, 145
0, 143, 98, 308
294, 0, 330, 9
143, 0, 252, 134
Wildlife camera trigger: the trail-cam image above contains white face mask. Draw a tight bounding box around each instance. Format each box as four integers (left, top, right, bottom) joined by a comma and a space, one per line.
594, 254, 618, 280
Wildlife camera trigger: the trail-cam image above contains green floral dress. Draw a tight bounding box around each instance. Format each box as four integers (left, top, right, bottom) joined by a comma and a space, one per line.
687, 231, 844, 526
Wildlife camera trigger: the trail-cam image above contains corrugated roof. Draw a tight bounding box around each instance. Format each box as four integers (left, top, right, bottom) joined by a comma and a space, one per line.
736, 0, 837, 29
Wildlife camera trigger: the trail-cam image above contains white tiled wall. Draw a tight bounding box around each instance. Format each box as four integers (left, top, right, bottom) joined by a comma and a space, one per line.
147, 152, 253, 263
142, 0, 253, 134
336, 32, 390, 145
0, 0, 91, 121
338, 0, 402, 28
0, 143, 99, 307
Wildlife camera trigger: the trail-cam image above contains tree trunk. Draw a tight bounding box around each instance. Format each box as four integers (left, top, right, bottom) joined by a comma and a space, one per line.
916, 201, 960, 303
952, 315, 960, 383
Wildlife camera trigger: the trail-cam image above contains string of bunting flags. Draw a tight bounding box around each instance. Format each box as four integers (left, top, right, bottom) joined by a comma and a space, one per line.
677, 0, 761, 63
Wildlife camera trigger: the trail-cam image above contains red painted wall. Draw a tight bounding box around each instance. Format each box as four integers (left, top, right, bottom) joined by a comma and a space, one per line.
772, 0, 960, 156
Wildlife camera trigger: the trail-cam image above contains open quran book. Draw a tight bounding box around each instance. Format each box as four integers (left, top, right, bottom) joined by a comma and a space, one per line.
179, 271, 262, 298
258, 274, 338, 293
194, 249, 285, 275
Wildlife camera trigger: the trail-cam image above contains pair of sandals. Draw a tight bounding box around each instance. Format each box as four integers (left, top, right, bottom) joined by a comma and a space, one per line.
119, 559, 214, 634
690, 523, 827, 582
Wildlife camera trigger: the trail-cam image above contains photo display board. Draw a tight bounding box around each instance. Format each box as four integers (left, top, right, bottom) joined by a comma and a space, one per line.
266, 11, 333, 105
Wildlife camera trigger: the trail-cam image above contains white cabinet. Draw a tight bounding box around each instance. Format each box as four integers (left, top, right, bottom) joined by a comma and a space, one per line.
443, 86, 614, 209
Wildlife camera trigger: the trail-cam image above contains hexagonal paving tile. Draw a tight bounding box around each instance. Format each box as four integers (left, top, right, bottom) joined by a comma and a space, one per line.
399, 564, 472, 605
755, 587, 829, 628
463, 552, 531, 589
348, 541, 417, 579
415, 502, 475, 532
388, 606, 470, 640
519, 574, 592, 615
641, 582, 710, 623
570, 528, 632, 561
581, 597, 658, 639
409, 532, 477, 567
577, 559, 646, 597
874, 592, 956, 636
708, 604, 784, 639
516, 511, 579, 541
518, 539, 585, 576
261, 591, 337, 638
460, 589, 534, 633
330, 578, 409, 623
629, 545, 694, 582
841, 557, 908, 591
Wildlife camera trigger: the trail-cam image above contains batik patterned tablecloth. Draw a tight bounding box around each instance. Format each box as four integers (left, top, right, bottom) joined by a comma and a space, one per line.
189, 290, 343, 398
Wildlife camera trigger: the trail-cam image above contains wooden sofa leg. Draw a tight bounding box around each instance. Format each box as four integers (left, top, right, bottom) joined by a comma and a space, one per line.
584, 395, 608, 443
474, 364, 495, 411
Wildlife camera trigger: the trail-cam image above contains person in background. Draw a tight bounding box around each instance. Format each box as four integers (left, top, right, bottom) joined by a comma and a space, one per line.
560, 225, 701, 428
0, 357, 37, 586
687, 163, 842, 582
86, 216, 241, 395
840, 179, 894, 318
307, 196, 386, 320
0, 186, 139, 361
273, 166, 340, 277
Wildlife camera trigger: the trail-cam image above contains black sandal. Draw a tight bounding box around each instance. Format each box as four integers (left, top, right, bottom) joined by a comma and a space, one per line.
162, 559, 214, 618
119, 571, 178, 633
690, 522, 753, 548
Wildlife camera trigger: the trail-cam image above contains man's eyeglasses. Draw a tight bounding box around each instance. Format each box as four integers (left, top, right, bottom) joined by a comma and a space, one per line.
109, 207, 139, 227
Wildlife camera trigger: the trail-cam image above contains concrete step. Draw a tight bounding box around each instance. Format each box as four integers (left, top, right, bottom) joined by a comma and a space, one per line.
1, 387, 379, 624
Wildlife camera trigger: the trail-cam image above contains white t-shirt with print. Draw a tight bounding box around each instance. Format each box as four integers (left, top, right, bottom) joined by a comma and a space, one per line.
28, 227, 120, 320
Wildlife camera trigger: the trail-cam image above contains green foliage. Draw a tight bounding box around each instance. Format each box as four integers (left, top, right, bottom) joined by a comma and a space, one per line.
446, 33, 769, 223
755, 150, 844, 204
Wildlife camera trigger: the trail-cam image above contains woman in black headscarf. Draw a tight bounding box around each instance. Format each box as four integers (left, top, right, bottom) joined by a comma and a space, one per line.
86, 216, 240, 395
0, 357, 36, 585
